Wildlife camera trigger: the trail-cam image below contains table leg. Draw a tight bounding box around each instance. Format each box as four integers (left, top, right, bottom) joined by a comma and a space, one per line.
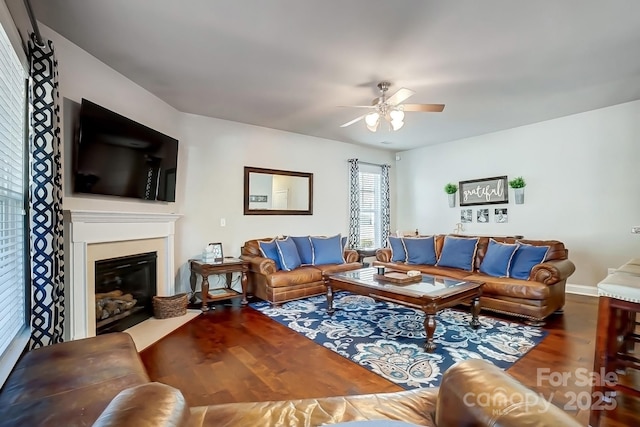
470, 296, 481, 329
201, 275, 210, 312
327, 283, 335, 315
240, 271, 248, 305
424, 312, 437, 352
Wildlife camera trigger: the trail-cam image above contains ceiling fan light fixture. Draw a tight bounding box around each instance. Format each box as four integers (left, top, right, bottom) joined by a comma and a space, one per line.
391, 119, 404, 131
366, 121, 379, 132
390, 108, 404, 122
365, 112, 380, 126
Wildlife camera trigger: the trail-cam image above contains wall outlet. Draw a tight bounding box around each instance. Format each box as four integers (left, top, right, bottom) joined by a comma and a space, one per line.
220, 218, 226, 227
632, 226, 640, 234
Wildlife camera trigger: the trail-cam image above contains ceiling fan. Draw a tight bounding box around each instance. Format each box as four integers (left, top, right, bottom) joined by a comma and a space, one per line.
340, 81, 444, 132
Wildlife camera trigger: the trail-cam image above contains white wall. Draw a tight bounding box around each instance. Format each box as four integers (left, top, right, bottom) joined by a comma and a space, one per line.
42, 25, 395, 293
175, 113, 395, 291
396, 100, 640, 288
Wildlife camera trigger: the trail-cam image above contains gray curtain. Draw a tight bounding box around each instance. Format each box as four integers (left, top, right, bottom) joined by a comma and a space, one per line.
348, 159, 360, 249
28, 34, 64, 348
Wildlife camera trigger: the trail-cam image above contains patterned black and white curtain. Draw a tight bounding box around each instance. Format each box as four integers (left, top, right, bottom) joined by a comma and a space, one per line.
28, 34, 64, 348
381, 164, 391, 246
347, 158, 360, 249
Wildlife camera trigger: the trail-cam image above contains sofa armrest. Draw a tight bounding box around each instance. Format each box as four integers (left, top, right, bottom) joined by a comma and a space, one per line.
344, 249, 358, 263
376, 248, 392, 263
530, 258, 576, 285
92, 383, 190, 427
240, 254, 277, 275
436, 359, 581, 426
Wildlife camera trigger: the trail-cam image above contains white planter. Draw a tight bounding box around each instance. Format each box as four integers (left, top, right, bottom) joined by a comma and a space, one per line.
448, 193, 456, 208
514, 188, 525, 204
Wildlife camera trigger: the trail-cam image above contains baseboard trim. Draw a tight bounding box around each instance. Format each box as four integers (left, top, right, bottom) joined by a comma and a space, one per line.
565, 283, 598, 297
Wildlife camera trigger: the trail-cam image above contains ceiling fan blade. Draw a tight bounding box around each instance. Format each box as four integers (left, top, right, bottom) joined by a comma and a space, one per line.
386, 88, 415, 106
402, 103, 445, 112
338, 105, 377, 109
340, 115, 365, 127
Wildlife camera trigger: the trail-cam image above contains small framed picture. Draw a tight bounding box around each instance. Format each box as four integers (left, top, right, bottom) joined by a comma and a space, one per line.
477, 208, 489, 223
460, 209, 473, 223
207, 242, 224, 262
495, 208, 508, 223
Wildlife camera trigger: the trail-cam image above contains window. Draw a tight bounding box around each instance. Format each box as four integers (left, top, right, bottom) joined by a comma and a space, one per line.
0, 3, 29, 387
358, 164, 383, 249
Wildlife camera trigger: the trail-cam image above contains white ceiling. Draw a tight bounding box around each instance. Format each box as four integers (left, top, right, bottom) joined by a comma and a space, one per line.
31, 0, 640, 151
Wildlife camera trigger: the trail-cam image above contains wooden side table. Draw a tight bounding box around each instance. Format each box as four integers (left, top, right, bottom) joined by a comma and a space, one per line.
355, 248, 378, 266
189, 257, 248, 311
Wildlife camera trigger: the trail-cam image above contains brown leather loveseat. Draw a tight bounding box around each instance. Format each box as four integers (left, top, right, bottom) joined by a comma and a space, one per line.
240, 236, 362, 305
0, 332, 580, 426
375, 234, 575, 324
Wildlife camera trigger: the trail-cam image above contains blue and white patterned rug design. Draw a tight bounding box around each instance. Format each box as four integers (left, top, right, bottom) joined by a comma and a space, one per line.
250, 291, 547, 389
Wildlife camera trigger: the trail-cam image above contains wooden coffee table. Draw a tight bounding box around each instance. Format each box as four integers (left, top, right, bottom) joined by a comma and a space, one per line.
325, 268, 484, 352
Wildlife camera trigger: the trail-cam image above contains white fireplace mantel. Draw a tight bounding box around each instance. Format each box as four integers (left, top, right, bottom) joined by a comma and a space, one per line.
64, 210, 182, 341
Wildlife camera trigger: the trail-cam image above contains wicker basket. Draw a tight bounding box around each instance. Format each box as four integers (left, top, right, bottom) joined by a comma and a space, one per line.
153, 293, 188, 319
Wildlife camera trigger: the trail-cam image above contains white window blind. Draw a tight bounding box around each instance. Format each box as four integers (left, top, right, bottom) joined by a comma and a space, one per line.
358, 164, 382, 248
0, 3, 28, 387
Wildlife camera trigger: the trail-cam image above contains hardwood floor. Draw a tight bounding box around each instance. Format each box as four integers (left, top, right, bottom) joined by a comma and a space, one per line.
140, 294, 639, 426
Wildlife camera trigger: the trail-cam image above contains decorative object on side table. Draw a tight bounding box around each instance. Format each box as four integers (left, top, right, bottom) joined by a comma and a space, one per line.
444, 183, 458, 208
203, 242, 224, 263
509, 176, 526, 204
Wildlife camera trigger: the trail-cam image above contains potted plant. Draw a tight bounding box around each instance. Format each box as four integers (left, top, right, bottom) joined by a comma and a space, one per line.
509, 176, 526, 204
444, 183, 458, 208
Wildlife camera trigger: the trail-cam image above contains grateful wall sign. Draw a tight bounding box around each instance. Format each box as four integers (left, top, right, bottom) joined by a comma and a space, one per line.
459, 176, 508, 206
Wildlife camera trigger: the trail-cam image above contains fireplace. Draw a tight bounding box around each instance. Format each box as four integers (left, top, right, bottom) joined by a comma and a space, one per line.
64, 210, 181, 340
95, 252, 157, 335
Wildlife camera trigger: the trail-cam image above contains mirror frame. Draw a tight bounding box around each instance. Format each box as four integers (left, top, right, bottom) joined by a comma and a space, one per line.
244, 166, 313, 215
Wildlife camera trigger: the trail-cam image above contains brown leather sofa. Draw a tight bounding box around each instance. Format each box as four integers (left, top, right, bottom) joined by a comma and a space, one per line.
240, 237, 362, 305
375, 235, 576, 324
0, 333, 580, 427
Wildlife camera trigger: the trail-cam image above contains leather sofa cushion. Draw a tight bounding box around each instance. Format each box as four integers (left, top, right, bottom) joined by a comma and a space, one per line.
191, 388, 438, 427
463, 274, 550, 300
315, 262, 363, 275
267, 266, 324, 288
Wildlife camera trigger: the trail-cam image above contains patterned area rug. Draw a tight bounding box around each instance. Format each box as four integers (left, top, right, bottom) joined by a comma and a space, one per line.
250, 291, 547, 389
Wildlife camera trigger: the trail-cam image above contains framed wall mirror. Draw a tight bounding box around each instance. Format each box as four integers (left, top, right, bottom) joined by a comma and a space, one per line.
244, 166, 313, 215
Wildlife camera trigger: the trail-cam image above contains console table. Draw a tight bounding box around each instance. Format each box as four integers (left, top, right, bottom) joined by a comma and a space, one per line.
189, 258, 248, 311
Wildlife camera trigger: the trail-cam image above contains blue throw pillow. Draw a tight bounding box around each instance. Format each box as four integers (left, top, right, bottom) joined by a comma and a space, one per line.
258, 239, 282, 271
479, 239, 519, 277
291, 236, 313, 265
311, 234, 345, 265
436, 236, 479, 271
403, 236, 437, 265
388, 236, 406, 262
275, 237, 302, 271
509, 243, 549, 280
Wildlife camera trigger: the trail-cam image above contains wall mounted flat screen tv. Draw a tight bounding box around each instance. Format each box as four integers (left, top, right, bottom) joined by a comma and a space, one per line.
74, 99, 178, 202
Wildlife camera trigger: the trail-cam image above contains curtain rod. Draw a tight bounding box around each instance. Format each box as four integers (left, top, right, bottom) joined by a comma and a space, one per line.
24, 0, 44, 47
348, 159, 391, 168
